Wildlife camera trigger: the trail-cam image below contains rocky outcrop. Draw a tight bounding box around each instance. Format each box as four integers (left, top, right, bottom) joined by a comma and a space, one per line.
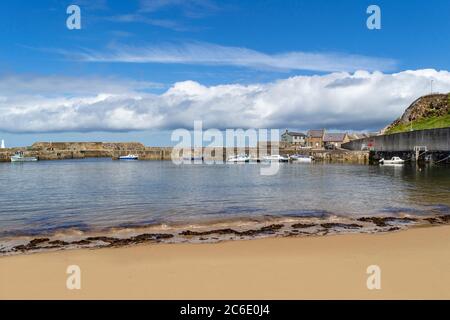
383, 93, 450, 133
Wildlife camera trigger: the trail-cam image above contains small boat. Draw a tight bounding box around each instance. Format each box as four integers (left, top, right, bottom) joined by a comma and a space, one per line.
227, 154, 250, 163
289, 154, 314, 163
119, 154, 139, 160
379, 157, 405, 165
11, 151, 38, 162
262, 155, 289, 162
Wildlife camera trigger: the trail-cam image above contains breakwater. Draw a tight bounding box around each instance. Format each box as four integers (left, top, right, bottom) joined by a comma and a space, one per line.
0, 141, 369, 163
342, 127, 450, 163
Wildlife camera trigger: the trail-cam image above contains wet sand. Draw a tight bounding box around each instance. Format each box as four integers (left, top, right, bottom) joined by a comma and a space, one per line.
1, 225, 450, 299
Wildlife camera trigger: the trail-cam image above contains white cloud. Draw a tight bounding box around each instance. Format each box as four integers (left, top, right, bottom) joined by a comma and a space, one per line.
1, 69, 449, 134
71, 42, 397, 73
0, 75, 161, 95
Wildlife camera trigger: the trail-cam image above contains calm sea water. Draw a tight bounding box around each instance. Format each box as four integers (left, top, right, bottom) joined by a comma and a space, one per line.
0, 159, 449, 238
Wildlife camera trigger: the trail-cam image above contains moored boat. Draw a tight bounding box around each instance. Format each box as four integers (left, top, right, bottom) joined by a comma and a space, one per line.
289, 154, 314, 163
227, 154, 250, 163
379, 156, 405, 165
262, 154, 289, 162
119, 154, 139, 160
10, 151, 38, 162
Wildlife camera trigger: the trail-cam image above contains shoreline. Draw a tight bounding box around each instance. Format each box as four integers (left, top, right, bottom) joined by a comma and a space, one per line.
1, 224, 450, 299
1, 213, 448, 256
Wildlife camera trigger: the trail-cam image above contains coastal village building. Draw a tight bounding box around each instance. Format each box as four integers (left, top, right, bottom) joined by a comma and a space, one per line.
323, 133, 350, 149
306, 129, 325, 148
281, 130, 307, 146
306, 130, 352, 149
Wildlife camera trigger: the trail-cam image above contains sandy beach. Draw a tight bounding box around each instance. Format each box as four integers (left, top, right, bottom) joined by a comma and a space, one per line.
1, 225, 450, 300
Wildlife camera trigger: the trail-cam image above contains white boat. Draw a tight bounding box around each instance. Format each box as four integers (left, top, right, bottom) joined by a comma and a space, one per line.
11, 151, 38, 162
379, 156, 405, 165
227, 154, 250, 163
289, 154, 314, 163
262, 154, 289, 162
119, 154, 139, 160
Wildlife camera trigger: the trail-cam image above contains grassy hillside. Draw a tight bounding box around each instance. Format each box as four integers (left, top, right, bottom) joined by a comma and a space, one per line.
383, 93, 450, 135
385, 113, 450, 134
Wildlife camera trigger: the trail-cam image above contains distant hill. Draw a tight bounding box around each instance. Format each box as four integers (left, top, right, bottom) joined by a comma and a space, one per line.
383, 93, 450, 134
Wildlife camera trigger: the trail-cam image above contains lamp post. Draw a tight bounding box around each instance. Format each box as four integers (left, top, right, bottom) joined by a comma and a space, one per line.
431, 80, 434, 94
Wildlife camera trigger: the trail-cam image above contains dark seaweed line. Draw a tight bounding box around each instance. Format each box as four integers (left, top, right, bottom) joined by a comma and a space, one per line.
2, 215, 450, 255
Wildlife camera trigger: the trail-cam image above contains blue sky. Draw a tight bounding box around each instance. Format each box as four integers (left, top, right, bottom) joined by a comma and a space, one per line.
1, 0, 450, 146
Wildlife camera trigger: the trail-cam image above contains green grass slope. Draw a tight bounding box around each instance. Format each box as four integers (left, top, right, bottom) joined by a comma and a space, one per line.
385, 113, 450, 134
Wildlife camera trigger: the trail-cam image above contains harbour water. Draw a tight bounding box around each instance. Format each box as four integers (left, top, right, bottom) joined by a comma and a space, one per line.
0, 159, 449, 253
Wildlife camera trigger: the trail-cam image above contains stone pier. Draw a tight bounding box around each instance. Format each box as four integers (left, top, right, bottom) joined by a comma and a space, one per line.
0, 141, 369, 164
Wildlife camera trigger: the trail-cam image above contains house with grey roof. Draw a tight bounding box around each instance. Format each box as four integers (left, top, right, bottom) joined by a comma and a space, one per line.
323, 132, 350, 149
281, 130, 307, 146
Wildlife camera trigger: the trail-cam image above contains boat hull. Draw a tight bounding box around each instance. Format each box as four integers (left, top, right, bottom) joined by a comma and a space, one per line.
119, 154, 139, 160
11, 157, 38, 162
227, 158, 250, 163
289, 155, 313, 163
292, 158, 313, 163
380, 161, 404, 165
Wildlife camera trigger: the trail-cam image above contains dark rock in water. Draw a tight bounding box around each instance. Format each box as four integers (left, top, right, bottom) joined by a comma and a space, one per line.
86, 236, 117, 243
320, 223, 362, 229
108, 239, 131, 247
133, 233, 173, 241
70, 239, 92, 245
424, 217, 441, 224
239, 224, 284, 236
387, 227, 400, 231
439, 215, 450, 223
28, 238, 50, 247
48, 240, 69, 246
291, 223, 315, 229
357, 217, 416, 227
180, 228, 237, 236
83, 233, 174, 247
358, 217, 389, 226
11, 238, 51, 252
72, 233, 177, 247
7, 233, 177, 252
12, 245, 28, 252
180, 224, 284, 237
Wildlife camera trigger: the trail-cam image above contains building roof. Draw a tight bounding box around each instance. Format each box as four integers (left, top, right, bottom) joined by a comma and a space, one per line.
283, 130, 306, 137
307, 129, 325, 138
323, 133, 348, 142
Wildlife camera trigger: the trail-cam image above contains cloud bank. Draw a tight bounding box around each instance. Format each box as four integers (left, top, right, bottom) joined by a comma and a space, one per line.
71, 42, 397, 73
1, 69, 449, 134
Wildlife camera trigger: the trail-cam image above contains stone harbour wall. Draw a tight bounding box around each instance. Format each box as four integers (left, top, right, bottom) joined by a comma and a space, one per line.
0, 142, 369, 164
